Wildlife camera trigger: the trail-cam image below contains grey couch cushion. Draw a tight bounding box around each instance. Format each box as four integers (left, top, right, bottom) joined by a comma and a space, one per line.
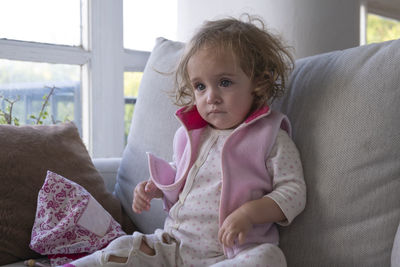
272, 39, 400, 266
115, 38, 183, 234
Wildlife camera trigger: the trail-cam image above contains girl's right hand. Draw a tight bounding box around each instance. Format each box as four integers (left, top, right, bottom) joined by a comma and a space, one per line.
132, 180, 163, 214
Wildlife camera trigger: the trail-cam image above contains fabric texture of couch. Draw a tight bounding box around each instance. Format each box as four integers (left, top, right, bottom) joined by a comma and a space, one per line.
2, 38, 399, 266
115, 37, 400, 266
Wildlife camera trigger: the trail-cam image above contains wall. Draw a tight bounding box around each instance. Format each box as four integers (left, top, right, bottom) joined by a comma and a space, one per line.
177, 0, 360, 59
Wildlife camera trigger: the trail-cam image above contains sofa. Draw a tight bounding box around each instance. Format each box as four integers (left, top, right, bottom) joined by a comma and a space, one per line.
1, 37, 399, 267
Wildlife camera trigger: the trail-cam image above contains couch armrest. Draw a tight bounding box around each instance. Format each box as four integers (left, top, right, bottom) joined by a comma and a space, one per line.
93, 157, 122, 193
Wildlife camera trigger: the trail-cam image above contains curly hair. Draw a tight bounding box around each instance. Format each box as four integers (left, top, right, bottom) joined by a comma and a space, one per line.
174, 14, 294, 110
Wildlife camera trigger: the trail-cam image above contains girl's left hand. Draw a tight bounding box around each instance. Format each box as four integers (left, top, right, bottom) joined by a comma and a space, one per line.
218, 207, 253, 247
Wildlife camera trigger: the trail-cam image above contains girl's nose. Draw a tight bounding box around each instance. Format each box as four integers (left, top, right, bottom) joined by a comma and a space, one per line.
206, 88, 221, 104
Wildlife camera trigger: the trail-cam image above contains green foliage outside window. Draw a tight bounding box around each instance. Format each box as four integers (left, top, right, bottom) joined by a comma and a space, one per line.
367, 13, 400, 44
124, 72, 142, 143
0, 86, 71, 125
0, 60, 78, 126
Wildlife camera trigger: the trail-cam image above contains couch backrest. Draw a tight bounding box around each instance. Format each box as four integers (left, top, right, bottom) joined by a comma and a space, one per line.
272, 39, 400, 266
115, 38, 182, 233
116, 37, 400, 266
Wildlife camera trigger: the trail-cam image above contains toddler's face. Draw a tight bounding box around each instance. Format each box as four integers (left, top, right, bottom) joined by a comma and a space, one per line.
187, 47, 255, 130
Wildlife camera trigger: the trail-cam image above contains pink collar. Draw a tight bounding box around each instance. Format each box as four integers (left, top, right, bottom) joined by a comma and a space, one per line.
244, 105, 270, 123
175, 105, 270, 131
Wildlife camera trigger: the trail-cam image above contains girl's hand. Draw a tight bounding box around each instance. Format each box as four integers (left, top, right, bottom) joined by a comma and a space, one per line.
218, 207, 253, 247
218, 197, 287, 247
132, 180, 163, 214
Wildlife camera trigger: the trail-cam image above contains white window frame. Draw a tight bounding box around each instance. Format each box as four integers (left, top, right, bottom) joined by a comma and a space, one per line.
0, 0, 150, 157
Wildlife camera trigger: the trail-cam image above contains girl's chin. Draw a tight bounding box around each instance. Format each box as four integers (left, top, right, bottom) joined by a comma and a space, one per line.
208, 122, 238, 130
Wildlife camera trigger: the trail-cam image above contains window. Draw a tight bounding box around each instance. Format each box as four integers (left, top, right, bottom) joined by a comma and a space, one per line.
0, 0, 81, 46
0, 0, 84, 139
123, 0, 177, 51
123, 0, 177, 143
123, 72, 142, 143
360, 2, 400, 45
366, 13, 400, 44
0, 59, 80, 131
0, 0, 177, 157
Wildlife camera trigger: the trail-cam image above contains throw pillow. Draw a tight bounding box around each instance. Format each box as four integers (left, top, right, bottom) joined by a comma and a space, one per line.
115, 38, 184, 234
0, 122, 127, 265
30, 171, 126, 266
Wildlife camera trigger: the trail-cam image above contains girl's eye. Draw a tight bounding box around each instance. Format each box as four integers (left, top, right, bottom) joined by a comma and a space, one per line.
194, 83, 206, 91
220, 79, 232, 87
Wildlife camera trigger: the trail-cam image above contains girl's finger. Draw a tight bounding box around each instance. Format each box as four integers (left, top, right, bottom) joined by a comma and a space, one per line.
132, 204, 141, 214
145, 180, 157, 193
135, 195, 149, 208
132, 193, 150, 212
225, 231, 237, 247
135, 181, 147, 193
132, 200, 149, 213
238, 232, 246, 245
218, 227, 225, 244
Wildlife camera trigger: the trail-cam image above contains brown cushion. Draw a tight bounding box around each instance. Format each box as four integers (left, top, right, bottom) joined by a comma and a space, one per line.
0, 122, 128, 264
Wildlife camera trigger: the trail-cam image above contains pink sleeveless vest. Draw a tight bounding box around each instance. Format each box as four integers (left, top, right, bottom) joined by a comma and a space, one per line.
148, 105, 291, 258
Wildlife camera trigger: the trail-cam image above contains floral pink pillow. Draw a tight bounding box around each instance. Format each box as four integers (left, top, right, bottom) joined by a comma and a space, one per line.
30, 171, 126, 266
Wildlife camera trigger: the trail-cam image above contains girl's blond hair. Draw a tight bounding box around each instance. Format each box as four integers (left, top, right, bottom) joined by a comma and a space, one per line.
174, 14, 294, 110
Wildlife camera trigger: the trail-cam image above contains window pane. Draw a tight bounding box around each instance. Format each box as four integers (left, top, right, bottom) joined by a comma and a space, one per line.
367, 13, 400, 44
124, 72, 142, 143
0, 0, 81, 46
0, 59, 81, 133
123, 0, 177, 51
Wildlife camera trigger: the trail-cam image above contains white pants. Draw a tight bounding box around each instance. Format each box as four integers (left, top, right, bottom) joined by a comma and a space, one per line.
64, 230, 287, 267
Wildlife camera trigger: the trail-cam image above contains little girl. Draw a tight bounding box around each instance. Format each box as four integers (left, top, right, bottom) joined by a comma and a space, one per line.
66, 15, 306, 267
